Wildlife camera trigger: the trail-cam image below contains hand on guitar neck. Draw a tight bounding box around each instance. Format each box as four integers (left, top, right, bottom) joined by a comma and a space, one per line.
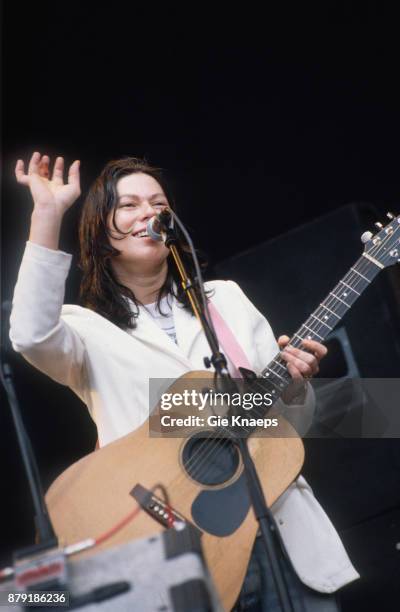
278, 334, 328, 404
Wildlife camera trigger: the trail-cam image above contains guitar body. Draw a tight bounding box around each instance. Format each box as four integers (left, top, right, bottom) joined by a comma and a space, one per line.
46, 371, 304, 610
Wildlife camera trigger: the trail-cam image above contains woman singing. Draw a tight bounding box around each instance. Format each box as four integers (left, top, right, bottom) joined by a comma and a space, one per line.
10, 152, 359, 611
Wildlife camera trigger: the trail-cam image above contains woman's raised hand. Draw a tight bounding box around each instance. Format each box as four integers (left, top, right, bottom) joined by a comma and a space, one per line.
15, 152, 81, 217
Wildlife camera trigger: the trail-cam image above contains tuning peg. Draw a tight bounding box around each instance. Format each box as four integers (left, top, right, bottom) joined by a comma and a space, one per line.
361, 231, 373, 243
374, 222, 383, 230
387, 212, 395, 219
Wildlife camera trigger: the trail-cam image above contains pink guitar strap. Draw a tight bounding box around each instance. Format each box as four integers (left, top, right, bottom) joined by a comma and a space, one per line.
208, 301, 252, 377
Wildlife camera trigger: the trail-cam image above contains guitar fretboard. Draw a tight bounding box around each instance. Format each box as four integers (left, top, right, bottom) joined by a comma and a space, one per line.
260, 253, 382, 393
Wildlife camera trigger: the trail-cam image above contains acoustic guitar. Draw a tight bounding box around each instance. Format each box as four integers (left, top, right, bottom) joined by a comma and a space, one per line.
46, 213, 400, 610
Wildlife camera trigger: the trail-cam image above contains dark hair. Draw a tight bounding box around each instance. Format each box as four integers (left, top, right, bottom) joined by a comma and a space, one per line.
79, 157, 205, 329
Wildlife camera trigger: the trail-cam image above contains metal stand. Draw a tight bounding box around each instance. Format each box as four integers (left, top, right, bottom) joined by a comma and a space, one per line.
0, 302, 58, 549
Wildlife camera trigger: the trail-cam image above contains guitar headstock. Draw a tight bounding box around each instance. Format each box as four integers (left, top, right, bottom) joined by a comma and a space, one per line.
362, 212, 400, 268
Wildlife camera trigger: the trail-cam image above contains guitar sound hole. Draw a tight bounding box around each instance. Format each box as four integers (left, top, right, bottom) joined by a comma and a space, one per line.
182, 433, 240, 486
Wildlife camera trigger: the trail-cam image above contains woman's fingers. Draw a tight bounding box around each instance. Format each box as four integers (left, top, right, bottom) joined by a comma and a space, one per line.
280, 350, 316, 377
68, 160, 81, 192
52, 156, 64, 183
28, 151, 41, 175
15, 159, 29, 185
301, 338, 328, 360
279, 334, 322, 380
285, 361, 305, 383
16, 154, 81, 209
278, 335, 290, 349
278, 335, 327, 380
283, 345, 316, 366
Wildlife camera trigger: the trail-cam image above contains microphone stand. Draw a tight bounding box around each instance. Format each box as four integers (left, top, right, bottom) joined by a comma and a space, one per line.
160, 221, 295, 612
166, 238, 230, 381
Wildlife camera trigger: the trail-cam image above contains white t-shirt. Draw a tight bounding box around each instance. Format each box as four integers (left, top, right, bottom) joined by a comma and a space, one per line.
142, 295, 177, 343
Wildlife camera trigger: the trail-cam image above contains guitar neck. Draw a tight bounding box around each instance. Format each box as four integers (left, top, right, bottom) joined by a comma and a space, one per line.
260, 252, 383, 392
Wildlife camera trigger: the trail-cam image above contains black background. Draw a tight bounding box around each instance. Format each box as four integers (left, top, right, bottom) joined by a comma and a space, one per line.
2, 2, 400, 610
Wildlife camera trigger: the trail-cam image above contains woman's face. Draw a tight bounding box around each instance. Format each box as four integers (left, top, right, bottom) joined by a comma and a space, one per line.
108, 172, 170, 273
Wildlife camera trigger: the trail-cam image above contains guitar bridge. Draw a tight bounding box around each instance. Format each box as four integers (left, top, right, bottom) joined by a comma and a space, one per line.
130, 484, 190, 530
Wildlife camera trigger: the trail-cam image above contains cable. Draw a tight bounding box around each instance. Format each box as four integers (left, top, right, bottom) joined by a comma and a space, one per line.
168, 210, 219, 347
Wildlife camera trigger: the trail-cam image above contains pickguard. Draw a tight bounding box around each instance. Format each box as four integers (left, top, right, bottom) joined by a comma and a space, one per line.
191, 473, 251, 536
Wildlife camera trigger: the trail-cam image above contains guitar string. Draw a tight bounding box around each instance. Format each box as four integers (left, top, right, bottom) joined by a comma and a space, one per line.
174, 223, 400, 486
179, 224, 400, 484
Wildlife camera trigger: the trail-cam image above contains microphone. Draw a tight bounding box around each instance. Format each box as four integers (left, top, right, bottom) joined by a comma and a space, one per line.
146, 209, 173, 241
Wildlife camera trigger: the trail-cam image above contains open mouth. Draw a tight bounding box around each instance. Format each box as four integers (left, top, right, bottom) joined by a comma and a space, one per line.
132, 229, 150, 238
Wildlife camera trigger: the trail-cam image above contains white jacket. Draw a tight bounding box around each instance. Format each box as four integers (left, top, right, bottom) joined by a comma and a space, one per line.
10, 241, 359, 593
